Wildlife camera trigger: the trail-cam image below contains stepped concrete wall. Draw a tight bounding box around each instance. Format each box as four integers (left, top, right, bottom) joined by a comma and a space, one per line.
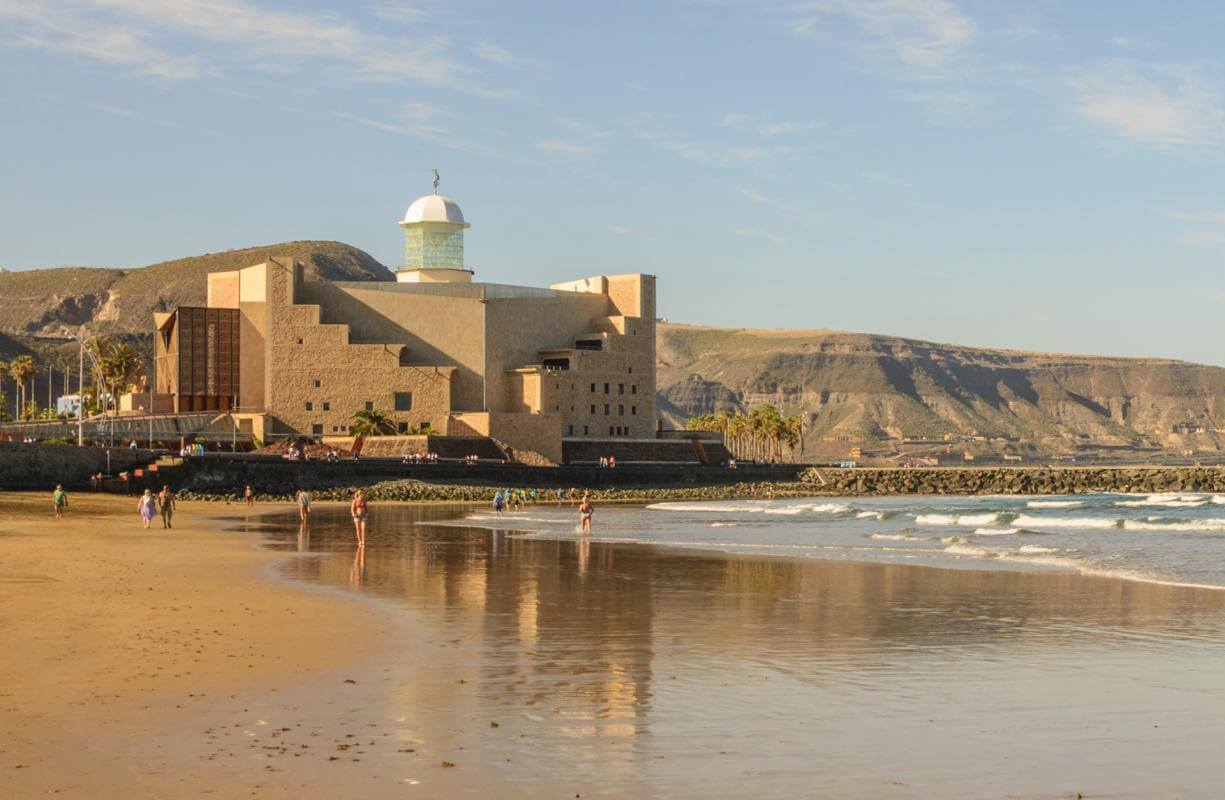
0, 443, 156, 489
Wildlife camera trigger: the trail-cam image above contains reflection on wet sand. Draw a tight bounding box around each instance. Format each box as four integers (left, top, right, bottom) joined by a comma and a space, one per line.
271, 504, 1225, 798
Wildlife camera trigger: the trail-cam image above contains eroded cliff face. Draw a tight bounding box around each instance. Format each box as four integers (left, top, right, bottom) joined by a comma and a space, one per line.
657, 324, 1225, 458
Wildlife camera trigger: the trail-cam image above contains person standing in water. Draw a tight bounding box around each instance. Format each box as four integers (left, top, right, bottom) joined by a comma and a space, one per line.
158, 485, 176, 529
296, 488, 311, 523
137, 489, 158, 529
493, 489, 505, 516
243, 485, 254, 506
349, 489, 368, 547
52, 485, 68, 518
578, 493, 594, 534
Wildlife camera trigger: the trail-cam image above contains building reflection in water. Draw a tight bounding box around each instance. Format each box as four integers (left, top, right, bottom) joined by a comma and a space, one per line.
266, 504, 1225, 795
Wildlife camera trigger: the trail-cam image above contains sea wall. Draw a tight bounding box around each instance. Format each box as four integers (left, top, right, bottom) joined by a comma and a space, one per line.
799, 466, 1225, 495
0, 443, 156, 489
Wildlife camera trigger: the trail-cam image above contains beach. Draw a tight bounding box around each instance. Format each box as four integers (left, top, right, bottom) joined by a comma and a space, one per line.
5, 493, 1225, 798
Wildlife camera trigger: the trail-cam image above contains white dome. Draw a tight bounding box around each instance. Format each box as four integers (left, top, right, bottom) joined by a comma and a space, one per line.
400, 194, 468, 226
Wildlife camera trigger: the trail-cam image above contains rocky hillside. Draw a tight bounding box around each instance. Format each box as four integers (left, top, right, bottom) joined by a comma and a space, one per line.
0, 241, 393, 336
657, 323, 1225, 461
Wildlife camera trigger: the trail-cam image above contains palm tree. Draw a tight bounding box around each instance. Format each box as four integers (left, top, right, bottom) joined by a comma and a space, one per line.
102, 343, 140, 402
10, 356, 35, 421
350, 408, 396, 437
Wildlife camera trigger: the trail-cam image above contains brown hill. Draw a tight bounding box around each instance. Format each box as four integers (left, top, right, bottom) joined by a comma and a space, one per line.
657, 323, 1225, 462
0, 241, 393, 336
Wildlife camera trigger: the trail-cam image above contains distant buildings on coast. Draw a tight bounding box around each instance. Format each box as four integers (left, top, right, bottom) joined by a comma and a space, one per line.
150, 177, 658, 464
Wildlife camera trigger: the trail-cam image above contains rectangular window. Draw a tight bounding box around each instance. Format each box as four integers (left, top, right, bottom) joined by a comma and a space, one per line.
618, 404, 624, 416
610, 426, 615, 436
631, 405, 637, 415
420, 422, 431, 432
629, 366, 633, 374
590, 383, 596, 392
604, 404, 610, 415
305, 401, 313, 411
619, 384, 624, 394
394, 392, 413, 411
364, 401, 374, 411
296, 338, 304, 345
590, 404, 596, 414
566, 425, 573, 435
322, 402, 330, 411
311, 423, 323, 435
313, 379, 321, 388
582, 425, 589, 435
631, 385, 637, 394
397, 422, 408, 434
604, 383, 610, 394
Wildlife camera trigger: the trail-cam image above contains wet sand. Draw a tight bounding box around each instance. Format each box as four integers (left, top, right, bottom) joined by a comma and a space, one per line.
5, 495, 1225, 798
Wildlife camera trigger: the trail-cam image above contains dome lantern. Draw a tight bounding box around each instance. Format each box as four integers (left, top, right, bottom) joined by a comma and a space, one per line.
396, 170, 473, 284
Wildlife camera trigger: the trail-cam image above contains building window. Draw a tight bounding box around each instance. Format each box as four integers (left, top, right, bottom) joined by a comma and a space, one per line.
323, 402, 330, 411
312, 423, 323, 435
305, 402, 313, 411
566, 425, 573, 435
631, 385, 637, 394
313, 379, 321, 388
590, 383, 596, 392
554, 404, 559, 411
603, 383, 610, 394
364, 401, 374, 411
618, 404, 624, 416
631, 405, 637, 415
394, 392, 413, 411
604, 404, 610, 415
590, 404, 596, 414
398, 422, 408, 434
618, 383, 624, 394
297, 338, 304, 345
610, 426, 615, 436
420, 422, 431, 432
582, 425, 589, 435
629, 366, 633, 374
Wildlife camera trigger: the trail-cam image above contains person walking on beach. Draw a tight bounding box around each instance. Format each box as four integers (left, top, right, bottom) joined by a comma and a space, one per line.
158, 485, 176, 529
243, 485, 254, 506
296, 488, 311, 522
137, 489, 158, 529
578, 494, 594, 534
52, 485, 68, 518
350, 489, 368, 547
493, 489, 505, 515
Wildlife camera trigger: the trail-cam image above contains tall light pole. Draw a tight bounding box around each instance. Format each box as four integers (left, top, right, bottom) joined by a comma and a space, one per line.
62, 329, 105, 447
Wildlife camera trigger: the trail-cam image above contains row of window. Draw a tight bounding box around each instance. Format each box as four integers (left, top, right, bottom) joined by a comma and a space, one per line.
588, 382, 638, 395
564, 425, 633, 436
587, 403, 637, 416
303, 394, 413, 413
309, 421, 432, 435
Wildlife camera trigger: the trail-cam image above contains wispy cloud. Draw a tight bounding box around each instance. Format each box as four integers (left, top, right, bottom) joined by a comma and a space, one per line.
0, 0, 503, 94
93, 102, 218, 134
721, 113, 823, 137
739, 188, 797, 214
1071, 62, 1225, 150
790, 0, 975, 73
536, 139, 590, 156
735, 225, 785, 247
373, 3, 426, 25
632, 128, 788, 167
331, 102, 494, 154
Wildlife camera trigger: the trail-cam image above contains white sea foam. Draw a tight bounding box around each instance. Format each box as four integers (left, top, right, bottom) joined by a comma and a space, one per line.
915, 512, 1005, 527
1116, 493, 1208, 508
972, 527, 1019, 536
856, 511, 884, 520
1026, 500, 1083, 508
647, 501, 850, 515
1012, 514, 1120, 530
943, 543, 994, 558
710, 522, 739, 527
1122, 518, 1225, 533
870, 533, 929, 542
1018, 544, 1059, 554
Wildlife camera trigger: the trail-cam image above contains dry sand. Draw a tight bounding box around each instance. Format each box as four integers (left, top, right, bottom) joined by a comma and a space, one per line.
0, 492, 504, 799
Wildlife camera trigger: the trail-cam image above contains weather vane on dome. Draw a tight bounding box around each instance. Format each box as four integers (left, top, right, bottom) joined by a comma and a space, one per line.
432, 168, 440, 194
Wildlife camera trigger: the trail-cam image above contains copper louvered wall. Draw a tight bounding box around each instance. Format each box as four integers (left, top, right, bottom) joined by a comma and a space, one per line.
174, 307, 240, 412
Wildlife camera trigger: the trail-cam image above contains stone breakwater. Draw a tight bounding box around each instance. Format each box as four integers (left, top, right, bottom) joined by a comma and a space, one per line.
797, 466, 1225, 496
173, 466, 1225, 504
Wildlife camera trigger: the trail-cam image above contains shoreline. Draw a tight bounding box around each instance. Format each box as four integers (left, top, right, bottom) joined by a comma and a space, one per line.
6, 492, 1225, 797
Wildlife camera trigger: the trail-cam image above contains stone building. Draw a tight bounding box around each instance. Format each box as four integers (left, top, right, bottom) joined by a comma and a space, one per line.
154, 182, 656, 464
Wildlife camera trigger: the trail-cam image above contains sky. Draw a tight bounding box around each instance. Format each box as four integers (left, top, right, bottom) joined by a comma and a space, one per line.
2, 1, 1224, 364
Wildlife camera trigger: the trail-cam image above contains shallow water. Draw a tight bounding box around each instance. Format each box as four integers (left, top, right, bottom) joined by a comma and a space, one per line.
266, 500, 1225, 798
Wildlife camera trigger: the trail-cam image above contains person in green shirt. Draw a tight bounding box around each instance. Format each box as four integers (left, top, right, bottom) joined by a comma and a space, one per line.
52, 485, 68, 518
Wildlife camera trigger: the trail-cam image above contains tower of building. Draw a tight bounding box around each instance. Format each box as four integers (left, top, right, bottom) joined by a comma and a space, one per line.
397, 169, 472, 284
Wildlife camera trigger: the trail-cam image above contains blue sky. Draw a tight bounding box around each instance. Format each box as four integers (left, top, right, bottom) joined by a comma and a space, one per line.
2, 1, 1225, 364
